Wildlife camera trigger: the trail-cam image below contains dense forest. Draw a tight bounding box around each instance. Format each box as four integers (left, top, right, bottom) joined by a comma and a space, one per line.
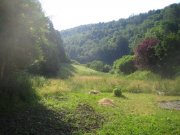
0, 0, 67, 109
61, 3, 180, 67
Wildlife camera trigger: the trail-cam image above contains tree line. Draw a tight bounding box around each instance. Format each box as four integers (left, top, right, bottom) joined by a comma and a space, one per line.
61, 3, 180, 68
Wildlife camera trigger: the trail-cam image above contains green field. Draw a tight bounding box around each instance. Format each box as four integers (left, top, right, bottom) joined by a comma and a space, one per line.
1, 64, 180, 135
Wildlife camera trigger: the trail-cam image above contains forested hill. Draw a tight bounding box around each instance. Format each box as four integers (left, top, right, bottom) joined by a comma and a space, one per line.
61, 3, 180, 64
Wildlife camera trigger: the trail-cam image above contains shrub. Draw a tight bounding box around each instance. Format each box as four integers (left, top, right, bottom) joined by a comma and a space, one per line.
71, 60, 80, 65
32, 76, 49, 87
113, 88, 122, 97
113, 55, 137, 74
86, 60, 105, 72
28, 60, 43, 75
103, 64, 112, 73
135, 38, 159, 70
28, 59, 60, 76
135, 35, 180, 76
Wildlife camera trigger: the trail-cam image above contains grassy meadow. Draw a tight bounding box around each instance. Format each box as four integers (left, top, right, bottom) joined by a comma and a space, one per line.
1, 64, 180, 135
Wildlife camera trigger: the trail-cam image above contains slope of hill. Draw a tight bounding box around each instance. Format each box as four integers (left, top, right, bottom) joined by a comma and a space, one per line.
61, 3, 180, 64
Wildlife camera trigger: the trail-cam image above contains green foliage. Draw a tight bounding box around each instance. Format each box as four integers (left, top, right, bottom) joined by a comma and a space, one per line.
113, 88, 122, 97
135, 38, 160, 70
32, 76, 49, 88
135, 33, 180, 76
71, 60, 80, 65
62, 3, 180, 68
0, 73, 38, 112
62, 28, 130, 64
103, 64, 112, 73
87, 60, 104, 72
40, 21, 68, 76
154, 77, 180, 96
0, 0, 45, 79
113, 55, 136, 74
126, 70, 160, 81
154, 33, 180, 76
0, 0, 67, 78
0, 0, 67, 112
87, 60, 111, 72
58, 63, 76, 79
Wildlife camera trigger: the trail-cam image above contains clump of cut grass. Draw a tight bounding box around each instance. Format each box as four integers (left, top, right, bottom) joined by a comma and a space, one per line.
113, 88, 122, 97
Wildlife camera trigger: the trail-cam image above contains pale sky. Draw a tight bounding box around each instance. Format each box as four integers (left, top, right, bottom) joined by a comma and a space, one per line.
39, 0, 180, 30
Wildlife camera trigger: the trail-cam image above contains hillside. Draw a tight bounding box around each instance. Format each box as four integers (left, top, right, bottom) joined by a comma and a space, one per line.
61, 3, 180, 64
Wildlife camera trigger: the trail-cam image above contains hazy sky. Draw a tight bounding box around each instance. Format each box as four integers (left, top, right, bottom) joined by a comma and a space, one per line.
39, 0, 180, 30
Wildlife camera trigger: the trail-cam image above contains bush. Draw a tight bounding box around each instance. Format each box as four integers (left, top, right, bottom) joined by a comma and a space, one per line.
86, 60, 104, 72
28, 59, 59, 76
32, 76, 49, 88
135, 38, 159, 70
113, 55, 137, 74
71, 60, 80, 65
113, 88, 122, 97
28, 60, 43, 75
135, 35, 180, 76
103, 64, 112, 73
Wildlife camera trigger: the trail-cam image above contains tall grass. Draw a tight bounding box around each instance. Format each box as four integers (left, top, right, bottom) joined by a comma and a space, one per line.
2, 64, 177, 113
0, 73, 39, 112
154, 77, 180, 96
59, 66, 180, 96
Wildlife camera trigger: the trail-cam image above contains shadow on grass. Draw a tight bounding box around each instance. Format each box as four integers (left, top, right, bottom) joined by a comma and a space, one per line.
0, 73, 75, 135
121, 94, 128, 99
0, 105, 74, 135
0, 103, 105, 135
58, 63, 76, 79
0, 66, 104, 135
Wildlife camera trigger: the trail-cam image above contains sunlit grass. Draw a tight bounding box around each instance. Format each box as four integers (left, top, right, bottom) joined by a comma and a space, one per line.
36, 64, 180, 96
31, 64, 180, 134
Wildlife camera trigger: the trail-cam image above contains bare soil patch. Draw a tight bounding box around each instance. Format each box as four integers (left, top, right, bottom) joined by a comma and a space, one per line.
98, 98, 114, 106
159, 100, 180, 110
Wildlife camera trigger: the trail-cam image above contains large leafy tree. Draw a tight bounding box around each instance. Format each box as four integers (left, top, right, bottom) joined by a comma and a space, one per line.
135, 34, 180, 76
0, 0, 47, 80
135, 38, 160, 70
39, 19, 67, 76
0, 0, 68, 108
0, 0, 67, 79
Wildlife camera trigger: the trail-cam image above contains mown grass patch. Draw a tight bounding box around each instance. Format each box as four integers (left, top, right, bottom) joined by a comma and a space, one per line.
39, 86, 180, 135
